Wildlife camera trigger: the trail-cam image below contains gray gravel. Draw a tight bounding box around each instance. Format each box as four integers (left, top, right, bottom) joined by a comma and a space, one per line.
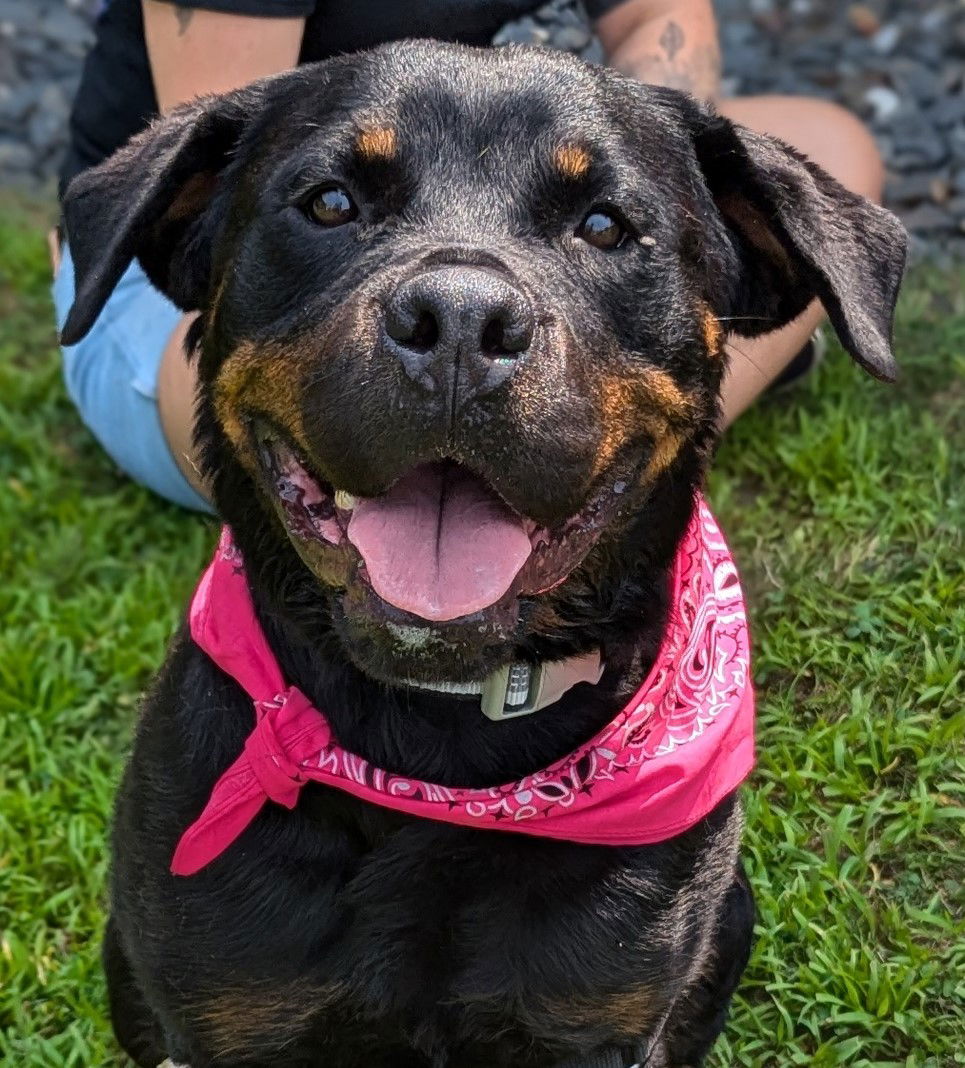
0, 0, 963, 260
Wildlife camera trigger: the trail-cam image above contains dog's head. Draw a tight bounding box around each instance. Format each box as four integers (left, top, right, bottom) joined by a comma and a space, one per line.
62, 42, 905, 685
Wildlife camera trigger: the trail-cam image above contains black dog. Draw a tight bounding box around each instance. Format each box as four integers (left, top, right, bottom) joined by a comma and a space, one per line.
62, 42, 905, 1068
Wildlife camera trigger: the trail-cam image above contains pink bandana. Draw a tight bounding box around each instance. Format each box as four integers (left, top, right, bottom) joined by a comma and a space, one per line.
171, 496, 754, 876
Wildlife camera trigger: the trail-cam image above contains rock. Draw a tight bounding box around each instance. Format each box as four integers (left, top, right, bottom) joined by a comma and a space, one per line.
550, 24, 590, 52
886, 171, 949, 205
929, 94, 965, 129
0, 81, 42, 125
40, 7, 94, 53
492, 17, 549, 47
950, 123, 965, 158
847, 4, 880, 37
930, 176, 951, 204
889, 61, 941, 106
951, 167, 965, 197
870, 24, 902, 56
27, 84, 69, 154
0, 34, 16, 84
67, 0, 103, 15
898, 203, 958, 234
752, 9, 787, 36
0, 0, 38, 31
864, 86, 901, 123
14, 34, 48, 61
921, 8, 949, 33
951, 21, 965, 58
580, 37, 605, 66
0, 138, 34, 171
890, 123, 949, 170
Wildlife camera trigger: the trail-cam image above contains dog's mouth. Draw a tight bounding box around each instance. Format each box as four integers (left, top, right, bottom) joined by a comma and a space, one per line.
258, 432, 628, 625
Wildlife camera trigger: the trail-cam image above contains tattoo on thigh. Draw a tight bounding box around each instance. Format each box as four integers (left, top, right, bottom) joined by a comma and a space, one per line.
175, 6, 194, 36
659, 21, 685, 62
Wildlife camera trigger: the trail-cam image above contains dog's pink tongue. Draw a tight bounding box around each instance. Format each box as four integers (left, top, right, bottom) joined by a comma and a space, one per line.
347, 465, 531, 622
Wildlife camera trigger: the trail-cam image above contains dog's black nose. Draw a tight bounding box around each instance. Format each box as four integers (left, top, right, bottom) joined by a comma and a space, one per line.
384, 267, 533, 396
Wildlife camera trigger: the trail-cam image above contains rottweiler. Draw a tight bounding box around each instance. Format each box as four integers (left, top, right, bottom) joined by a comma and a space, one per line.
61, 41, 905, 1068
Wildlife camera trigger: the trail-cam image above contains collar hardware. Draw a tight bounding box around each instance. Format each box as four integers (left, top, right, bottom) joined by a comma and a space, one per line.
480, 653, 605, 721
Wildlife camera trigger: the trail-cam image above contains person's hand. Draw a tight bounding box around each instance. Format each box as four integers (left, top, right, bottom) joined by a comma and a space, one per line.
142, 0, 306, 113
595, 0, 721, 102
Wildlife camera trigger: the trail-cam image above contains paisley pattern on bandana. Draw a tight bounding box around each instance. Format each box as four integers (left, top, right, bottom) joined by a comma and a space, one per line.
171, 496, 755, 877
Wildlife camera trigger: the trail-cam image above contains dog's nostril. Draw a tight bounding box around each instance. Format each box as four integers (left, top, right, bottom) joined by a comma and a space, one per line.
385, 304, 440, 353
480, 315, 528, 359
409, 311, 439, 353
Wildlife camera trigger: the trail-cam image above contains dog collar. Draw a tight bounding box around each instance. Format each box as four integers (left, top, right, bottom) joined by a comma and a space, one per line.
404, 651, 604, 720
171, 494, 755, 877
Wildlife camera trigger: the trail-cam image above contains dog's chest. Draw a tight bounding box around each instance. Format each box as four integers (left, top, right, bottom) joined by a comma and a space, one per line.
173, 810, 692, 1065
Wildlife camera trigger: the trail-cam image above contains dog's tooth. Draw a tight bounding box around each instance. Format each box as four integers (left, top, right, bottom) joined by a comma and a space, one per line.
334, 490, 358, 511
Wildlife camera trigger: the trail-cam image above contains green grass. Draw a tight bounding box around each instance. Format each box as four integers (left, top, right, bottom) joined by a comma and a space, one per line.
1, 191, 962, 1066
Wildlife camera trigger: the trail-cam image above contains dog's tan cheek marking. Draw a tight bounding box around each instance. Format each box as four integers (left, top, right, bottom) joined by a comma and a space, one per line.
554, 143, 591, 180
355, 125, 397, 161
643, 367, 693, 420
213, 340, 308, 467
591, 371, 693, 480
642, 429, 683, 484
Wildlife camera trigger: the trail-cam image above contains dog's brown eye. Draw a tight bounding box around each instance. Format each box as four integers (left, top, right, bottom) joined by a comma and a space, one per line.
308, 186, 357, 227
576, 210, 626, 250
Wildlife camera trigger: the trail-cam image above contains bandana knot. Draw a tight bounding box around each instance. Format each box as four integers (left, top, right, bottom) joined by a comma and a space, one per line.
245, 688, 328, 807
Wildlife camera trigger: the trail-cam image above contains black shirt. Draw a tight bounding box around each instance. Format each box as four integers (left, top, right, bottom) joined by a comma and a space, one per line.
61, 0, 622, 193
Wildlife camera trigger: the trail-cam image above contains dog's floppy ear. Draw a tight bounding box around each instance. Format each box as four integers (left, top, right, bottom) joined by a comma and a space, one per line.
690, 111, 906, 382
60, 84, 265, 345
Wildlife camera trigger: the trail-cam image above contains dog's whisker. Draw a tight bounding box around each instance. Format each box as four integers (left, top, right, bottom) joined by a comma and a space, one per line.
713, 315, 777, 324
725, 339, 769, 380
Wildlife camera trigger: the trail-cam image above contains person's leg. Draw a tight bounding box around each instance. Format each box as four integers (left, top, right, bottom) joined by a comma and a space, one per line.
714, 96, 886, 426
156, 312, 208, 500
52, 244, 213, 513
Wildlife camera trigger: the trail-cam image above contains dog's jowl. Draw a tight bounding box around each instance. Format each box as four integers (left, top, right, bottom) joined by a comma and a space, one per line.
62, 41, 905, 1068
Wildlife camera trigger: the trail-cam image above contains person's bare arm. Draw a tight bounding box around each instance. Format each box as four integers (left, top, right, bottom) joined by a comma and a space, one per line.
142, 0, 305, 113
595, 0, 721, 102
140, 3, 305, 500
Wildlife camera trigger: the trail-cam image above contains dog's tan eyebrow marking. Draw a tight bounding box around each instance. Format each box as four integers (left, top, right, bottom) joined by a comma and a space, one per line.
355, 126, 398, 161
553, 143, 592, 180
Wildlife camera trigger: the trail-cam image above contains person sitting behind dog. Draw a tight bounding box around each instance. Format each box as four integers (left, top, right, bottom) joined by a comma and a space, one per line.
52, 0, 884, 513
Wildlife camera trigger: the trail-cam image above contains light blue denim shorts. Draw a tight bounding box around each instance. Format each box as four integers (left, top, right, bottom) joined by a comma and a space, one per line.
52, 245, 213, 513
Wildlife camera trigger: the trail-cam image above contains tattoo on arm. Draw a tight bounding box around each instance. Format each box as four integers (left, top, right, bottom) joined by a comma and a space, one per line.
659, 21, 685, 62
174, 6, 194, 35
610, 17, 721, 101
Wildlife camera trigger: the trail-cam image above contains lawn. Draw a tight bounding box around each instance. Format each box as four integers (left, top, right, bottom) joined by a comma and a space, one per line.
0, 191, 962, 1067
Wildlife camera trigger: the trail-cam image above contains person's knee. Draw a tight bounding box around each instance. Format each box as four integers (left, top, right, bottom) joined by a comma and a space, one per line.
719, 95, 885, 203
796, 98, 884, 202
